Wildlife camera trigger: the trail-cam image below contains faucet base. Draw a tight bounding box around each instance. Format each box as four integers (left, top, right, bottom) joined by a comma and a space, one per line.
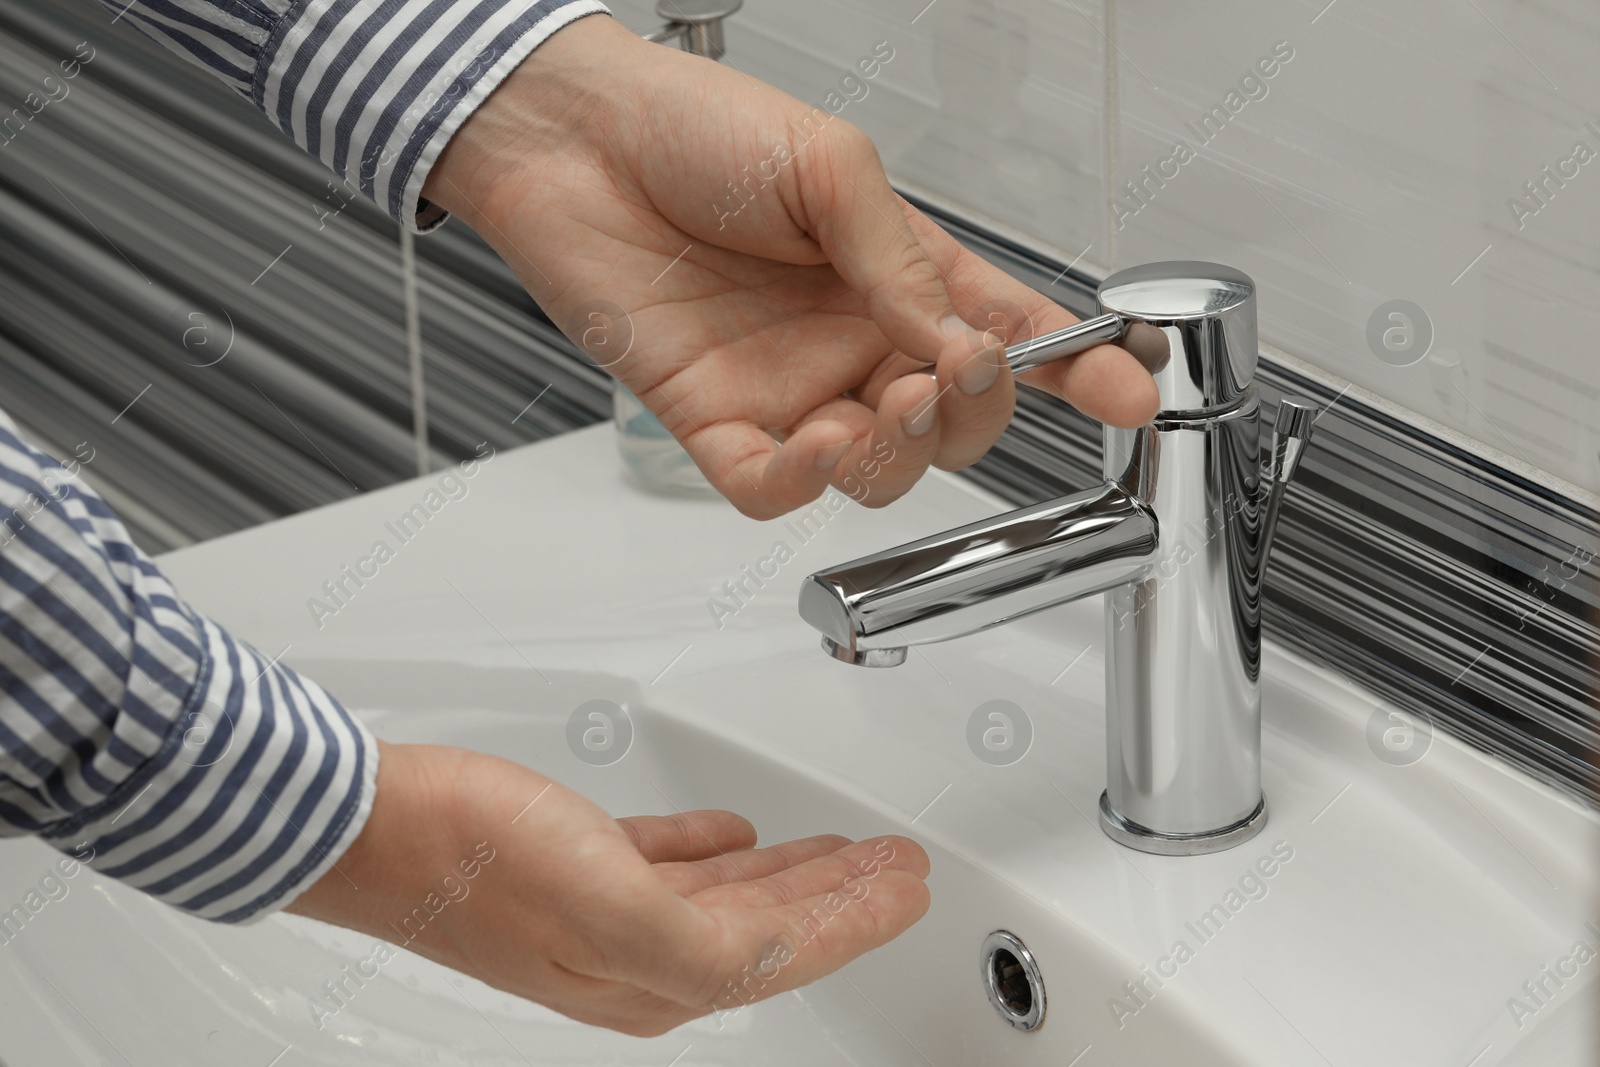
1097, 792, 1268, 856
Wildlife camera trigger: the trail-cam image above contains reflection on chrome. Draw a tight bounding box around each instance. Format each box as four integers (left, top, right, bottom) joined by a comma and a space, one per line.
800, 262, 1317, 855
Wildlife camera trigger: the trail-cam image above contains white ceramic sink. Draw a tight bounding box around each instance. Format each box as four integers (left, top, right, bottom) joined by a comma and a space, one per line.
1, 426, 1594, 1066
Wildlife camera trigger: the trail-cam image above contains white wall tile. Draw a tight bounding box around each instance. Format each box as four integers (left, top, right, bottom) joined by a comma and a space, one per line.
1112, 0, 1600, 493
616, 0, 1600, 493
616, 0, 1107, 269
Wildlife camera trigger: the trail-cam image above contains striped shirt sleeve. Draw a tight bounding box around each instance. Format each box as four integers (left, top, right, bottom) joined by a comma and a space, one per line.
97, 0, 610, 231
0, 410, 376, 924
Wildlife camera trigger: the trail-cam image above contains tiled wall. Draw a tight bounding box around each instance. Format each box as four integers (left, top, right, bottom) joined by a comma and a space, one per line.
612, 0, 1600, 496
0, 0, 611, 550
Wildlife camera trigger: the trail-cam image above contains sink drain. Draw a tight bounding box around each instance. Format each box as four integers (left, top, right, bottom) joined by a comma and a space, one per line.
980, 930, 1046, 1031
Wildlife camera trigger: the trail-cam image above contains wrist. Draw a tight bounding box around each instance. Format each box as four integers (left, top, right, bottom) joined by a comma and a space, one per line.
285, 742, 473, 951
424, 13, 644, 227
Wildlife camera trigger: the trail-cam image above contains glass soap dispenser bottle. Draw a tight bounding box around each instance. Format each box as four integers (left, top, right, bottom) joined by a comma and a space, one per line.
613, 386, 713, 493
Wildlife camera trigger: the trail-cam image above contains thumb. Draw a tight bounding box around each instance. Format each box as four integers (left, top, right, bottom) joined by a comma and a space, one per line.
798, 122, 994, 366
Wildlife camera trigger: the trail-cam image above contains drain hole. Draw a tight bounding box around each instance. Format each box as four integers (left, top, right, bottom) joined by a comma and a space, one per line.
990, 948, 1033, 1017
980, 930, 1045, 1031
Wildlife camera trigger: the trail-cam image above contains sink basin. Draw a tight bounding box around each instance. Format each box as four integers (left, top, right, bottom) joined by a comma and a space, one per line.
1, 426, 1594, 1065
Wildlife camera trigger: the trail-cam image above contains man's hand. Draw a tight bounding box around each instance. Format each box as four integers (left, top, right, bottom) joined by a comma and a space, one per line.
287, 742, 931, 1036
424, 15, 1158, 518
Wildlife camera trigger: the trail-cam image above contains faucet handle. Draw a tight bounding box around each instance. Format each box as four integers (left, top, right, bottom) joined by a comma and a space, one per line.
1006, 313, 1178, 378
1004, 313, 1127, 374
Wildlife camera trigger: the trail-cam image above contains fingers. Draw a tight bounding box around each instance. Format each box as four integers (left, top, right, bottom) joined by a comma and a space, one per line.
675, 416, 858, 521
690, 835, 930, 909
702, 868, 932, 1011
680, 362, 953, 516
898, 199, 1161, 428
857, 372, 942, 504
524, 847, 929, 1035
577, 834, 931, 1012
802, 371, 945, 509
617, 810, 757, 864
929, 332, 1014, 471
651, 833, 855, 897
845, 328, 1017, 476
797, 122, 997, 370
1018, 342, 1161, 428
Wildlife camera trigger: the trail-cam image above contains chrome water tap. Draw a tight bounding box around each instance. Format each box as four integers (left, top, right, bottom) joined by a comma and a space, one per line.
798, 262, 1318, 855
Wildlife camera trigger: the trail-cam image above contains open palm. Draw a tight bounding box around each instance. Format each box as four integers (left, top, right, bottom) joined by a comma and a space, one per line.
290, 742, 931, 1037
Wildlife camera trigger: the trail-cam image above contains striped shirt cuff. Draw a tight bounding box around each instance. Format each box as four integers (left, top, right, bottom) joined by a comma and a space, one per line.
255, 0, 610, 232
0, 413, 378, 924
40, 615, 380, 924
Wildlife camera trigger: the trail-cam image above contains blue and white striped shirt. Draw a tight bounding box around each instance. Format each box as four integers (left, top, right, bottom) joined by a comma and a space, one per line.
3, 0, 608, 922
0, 410, 375, 922
97, 0, 609, 229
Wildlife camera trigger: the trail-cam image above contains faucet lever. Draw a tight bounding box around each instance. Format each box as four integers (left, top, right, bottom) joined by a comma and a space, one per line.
1004, 313, 1126, 374
1006, 312, 1175, 378
1258, 397, 1319, 564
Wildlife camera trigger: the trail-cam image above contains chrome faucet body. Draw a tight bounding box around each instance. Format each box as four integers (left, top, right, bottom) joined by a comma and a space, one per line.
798, 262, 1316, 855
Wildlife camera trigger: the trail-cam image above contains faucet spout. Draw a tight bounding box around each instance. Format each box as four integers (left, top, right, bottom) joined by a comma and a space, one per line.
799, 483, 1158, 667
